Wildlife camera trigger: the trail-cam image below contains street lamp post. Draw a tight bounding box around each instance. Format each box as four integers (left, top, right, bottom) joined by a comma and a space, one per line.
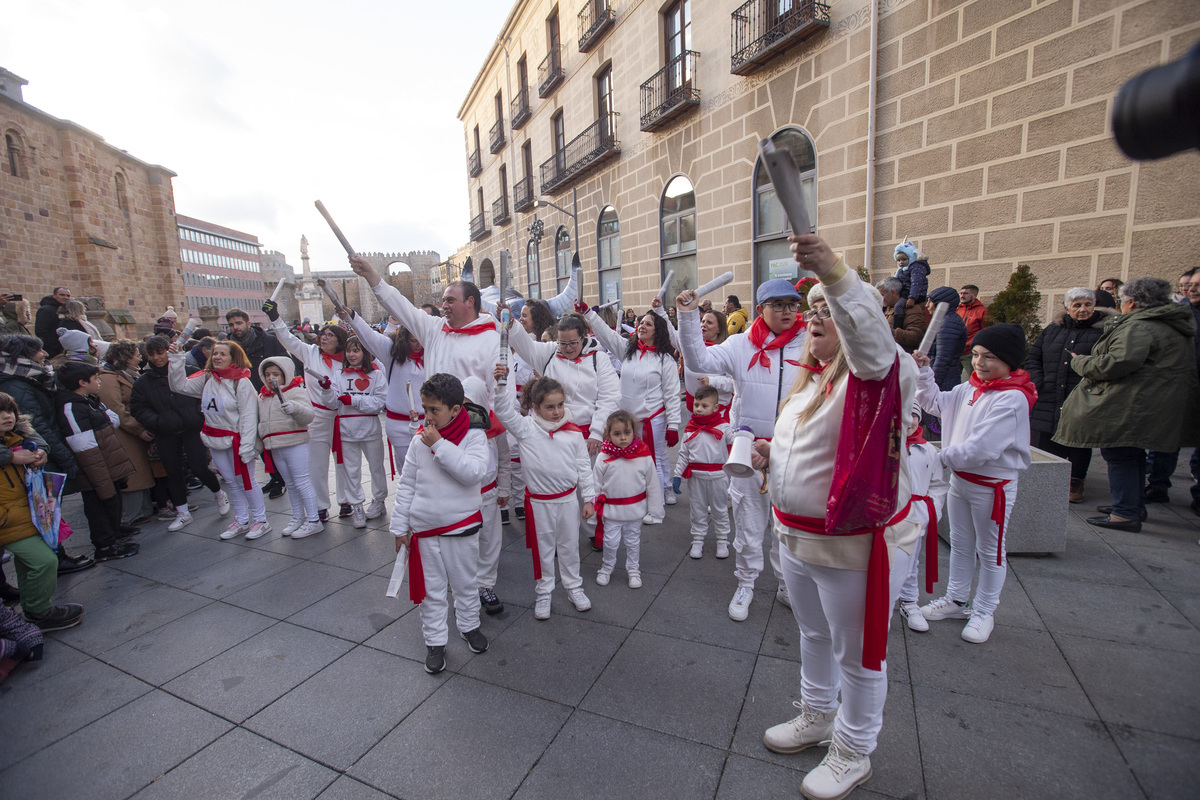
534, 187, 578, 251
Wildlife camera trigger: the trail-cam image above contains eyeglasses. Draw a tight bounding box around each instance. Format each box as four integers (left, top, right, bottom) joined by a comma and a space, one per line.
765, 301, 800, 313
803, 307, 832, 322
557, 338, 582, 349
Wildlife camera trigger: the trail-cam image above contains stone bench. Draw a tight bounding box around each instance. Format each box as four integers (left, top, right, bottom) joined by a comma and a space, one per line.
936, 445, 1068, 556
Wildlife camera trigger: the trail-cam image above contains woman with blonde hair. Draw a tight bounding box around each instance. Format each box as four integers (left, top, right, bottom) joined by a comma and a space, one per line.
61, 300, 109, 358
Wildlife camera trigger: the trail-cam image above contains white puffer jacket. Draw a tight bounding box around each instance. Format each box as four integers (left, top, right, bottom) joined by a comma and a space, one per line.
256, 356, 314, 451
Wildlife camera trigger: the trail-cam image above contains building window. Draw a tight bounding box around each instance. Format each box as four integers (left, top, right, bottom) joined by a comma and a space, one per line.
660, 174, 696, 301
752, 126, 817, 294
555, 226, 572, 293
597, 64, 613, 120
597, 205, 621, 306
551, 110, 565, 171
527, 237, 541, 299
4, 131, 25, 179
665, 0, 692, 66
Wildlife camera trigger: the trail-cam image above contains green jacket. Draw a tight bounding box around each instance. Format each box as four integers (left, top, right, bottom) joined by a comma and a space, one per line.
1054, 302, 1200, 451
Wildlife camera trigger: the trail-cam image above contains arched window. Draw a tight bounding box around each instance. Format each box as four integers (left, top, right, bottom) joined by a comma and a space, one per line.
526, 237, 541, 299
753, 126, 817, 295
660, 174, 696, 302
114, 172, 129, 212
4, 131, 25, 179
554, 226, 572, 293
478, 258, 495, 289
597, 205, 622, 306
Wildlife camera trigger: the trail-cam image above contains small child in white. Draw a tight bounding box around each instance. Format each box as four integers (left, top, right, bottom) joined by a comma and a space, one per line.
256, 357, 322, 539
461, 376, 510, 617
894, 404, 949, 632
494, 373, 596, 620
592, 410, 662, 589
671, 385, 732, 560
914, 323, 1035, 643
392, 373, 491, 675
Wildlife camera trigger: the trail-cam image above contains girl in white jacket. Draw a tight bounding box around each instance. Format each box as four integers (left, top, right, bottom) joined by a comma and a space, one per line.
168, 340, 269, 540
257, 357, 322, 539
894, 405, 949, 633
315, 335, 388, 529
592, 410, 662, 589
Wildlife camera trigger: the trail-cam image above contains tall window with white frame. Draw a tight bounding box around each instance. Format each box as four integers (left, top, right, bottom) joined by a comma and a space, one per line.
526, 237, 541, 299
660, 174, 697, 302
597, 205, 621, 306
752, 126, 817, 294
555, 226, 571, 293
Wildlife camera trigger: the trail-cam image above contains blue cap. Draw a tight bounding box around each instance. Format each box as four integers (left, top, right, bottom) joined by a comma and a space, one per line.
756, 278, 803, 305
895, 242, 918, 262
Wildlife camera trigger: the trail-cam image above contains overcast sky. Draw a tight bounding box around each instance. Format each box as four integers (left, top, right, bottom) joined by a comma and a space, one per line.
5, 0, 512, 274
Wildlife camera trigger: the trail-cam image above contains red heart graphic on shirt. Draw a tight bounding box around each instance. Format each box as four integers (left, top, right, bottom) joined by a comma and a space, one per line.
355, 377, 370, 390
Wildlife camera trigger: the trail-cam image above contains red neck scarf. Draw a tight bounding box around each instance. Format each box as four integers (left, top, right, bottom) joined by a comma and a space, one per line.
636, 341, 656, 359
342, 366, 368, 380
320, 350, 344, 369
906, 426, 928, 447
485, 410, 505, 439
746, 317, 803, 371
548, 421, 585, 438
704, 339, 716, 346
557, 353, 582, 363
259, 375, 303, 397
409, 350, 424, 369
443, 319, 497, 335
418, 407, 470, 445
601, 438, 653, 462
684, 412, 725, 442
968, 369, 1038, 410
209, 365, 252, 382
801, 362, 826, 375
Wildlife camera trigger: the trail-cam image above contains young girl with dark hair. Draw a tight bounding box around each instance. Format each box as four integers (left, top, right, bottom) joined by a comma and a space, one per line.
592, 410, 661, 589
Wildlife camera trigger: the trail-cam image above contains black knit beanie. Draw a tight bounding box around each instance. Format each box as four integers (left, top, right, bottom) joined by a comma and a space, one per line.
971, 323, 1026, 371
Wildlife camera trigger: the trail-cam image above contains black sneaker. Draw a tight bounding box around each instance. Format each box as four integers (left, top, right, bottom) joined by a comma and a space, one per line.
479, 587, 503, 616
24, 603, 84, 632
268, 485, 286, 500
1143, 487, 1171, 504
127, 511, 153, 525
186, 476, 204, 491
338, 503, 353, 518
460, 627, 489, 654
93, 541, 139, 562
118, 524, 141, 537
57, 552, 95, 575
318, 508, 328, 522
513, 505, 526, 521
424, 645, 446, 674
261, 477, 281, 494
501, 509, 510, 526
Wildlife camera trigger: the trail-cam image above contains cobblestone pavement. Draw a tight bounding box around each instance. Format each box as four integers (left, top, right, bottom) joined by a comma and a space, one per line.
3, 456, 1198, 799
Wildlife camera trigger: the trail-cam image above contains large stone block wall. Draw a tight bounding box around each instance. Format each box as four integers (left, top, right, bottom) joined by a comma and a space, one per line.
460, 0, 1200, 319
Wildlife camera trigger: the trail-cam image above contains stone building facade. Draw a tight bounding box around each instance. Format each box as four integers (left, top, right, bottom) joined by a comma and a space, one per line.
307, 250, 442, 323
1, 67, 186, 338
260, 250, 300, 324
458, 0, 1200, 319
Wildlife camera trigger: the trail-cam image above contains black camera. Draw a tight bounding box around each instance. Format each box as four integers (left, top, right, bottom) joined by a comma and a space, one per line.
1112, 41, 1200, 161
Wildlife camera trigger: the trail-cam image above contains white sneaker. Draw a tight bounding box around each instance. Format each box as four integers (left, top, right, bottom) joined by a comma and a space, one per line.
800, 733, 872, 800
245, 520, 271, 540
775, 586, 792, 609
293, 519, 324, 539
899, 601, 929, 632
365, 499, 386, 520
627, 569, 642, 589
219, 521, 250, 540
596, 567, 612, 586
214, 490, 231, 517
689, 542, 703, 559
962, 612, 995, 643
729, 586, 753, 621
281, 517, 305, 537
167, 512, 193, 532
763, 700, 837, 754
351, 504, 367, 529
642, 514, 662, 525
716, 540, 730, 559
534, 594, 551, 620
567, 588, 592, 611
921, 595, 970, 621
665, 493, 677, 506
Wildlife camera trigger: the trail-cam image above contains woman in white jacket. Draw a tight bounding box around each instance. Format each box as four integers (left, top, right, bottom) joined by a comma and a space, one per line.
168, 340, 269, 540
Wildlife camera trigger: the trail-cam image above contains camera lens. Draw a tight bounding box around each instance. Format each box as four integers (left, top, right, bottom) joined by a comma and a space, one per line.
1112, 42, 1200, 161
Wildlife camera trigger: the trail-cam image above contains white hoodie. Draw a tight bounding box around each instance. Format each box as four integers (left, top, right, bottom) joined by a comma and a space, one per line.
270, 320, 344, 413
314, 362, 388, 443
494, 379, 595, 502
593, 448, 663, 523
347, 312, 425, 420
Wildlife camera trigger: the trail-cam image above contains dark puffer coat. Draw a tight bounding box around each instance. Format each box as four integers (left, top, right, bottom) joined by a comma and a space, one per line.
130, 363, 205, 436
1025, 307, 1114, 434
924, 288, 968, 391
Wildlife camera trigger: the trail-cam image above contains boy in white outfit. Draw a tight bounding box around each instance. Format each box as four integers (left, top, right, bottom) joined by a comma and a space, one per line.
894, 404, 949, 632
462, 376, 510, 616
914, 323, 1035, 644
392, 373, 491, 675
672, 385, 733, 560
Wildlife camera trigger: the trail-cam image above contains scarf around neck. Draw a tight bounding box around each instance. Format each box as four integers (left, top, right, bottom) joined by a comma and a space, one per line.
684, 412, 725, 442
443, 318, 497, 335
209, 365, 252, 383
746, 317, 803, 371
1, 356, 56, 390
601, 438, 653, 462
260, 375, 304, 397
636, 341, 657, 359
320, 350, 345, 369
420, 406, 470, 445
967, 370, 1038, 410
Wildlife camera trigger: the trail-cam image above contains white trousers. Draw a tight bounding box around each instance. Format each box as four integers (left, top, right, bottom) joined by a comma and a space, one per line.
649, 413, 669, 506
687, 475, 731, 544
308, 410, 343, 512
385, 417, 414, 480
897, 528, 927, 605
780, 544, 911, 755
946, 476, 1015, 617
270, 443, 320, 522
531, 497, 583, 596
335, 436, 388, 506
600, 519, 641, 571
210, 447, 266, 524
416, 533, 482, 645
507, 434, 525, 506
731, 474, 783, 588
477, 490, 502, 589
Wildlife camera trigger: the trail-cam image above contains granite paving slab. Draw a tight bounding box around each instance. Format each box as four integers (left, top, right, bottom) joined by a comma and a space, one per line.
316, 776, 397, 800
49, 583, 212, 657
286, 574, 410, 643
166, 547, 302, 599
222, 559, 363, 619
1109, 725, 1200, 800
51, 565, 160, 612
1113, 541, 1200, 593
1008, 538, 1152, 588
637, 573, 771, 652
104, 533, 243, 582
0, 636, 90, 688
312, 530, 398, 574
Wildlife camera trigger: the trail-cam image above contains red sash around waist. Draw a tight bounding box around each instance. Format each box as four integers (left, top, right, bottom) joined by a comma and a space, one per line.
594, 491, 647, 549
911, 494, 939, 594
313, 402, 334, 412
481, 479, 497, 495
201, 424, 254, 491
332, 413, 376, 464
386, 409, 424, 421
641, 407, 665, 465
260, 429, 306, 473
681, 462, 724, 479
954, 471, 1010, 567
524, 486, 576, 580
407, 510, 484, 605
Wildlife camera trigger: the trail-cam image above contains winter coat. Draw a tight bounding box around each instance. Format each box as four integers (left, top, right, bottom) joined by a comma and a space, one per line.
884, 298, 929, 353
56, 392, 135, 499
130, 363, 205, 436
1024, 308, 1113, 435
927, 310, 967, 391
957, 299, 989, 352
34, 296, 64, 358
228, 327, 288, 391
256, 356, 314, 450
1054, 302, 1200, 451
0, 422, 42, 548
0, 370, 76, 482
726, 307, 749, 335
97, 367, 154, 492
895, 258, 930, 303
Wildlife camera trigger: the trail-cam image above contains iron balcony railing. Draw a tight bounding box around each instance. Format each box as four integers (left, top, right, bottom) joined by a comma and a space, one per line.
467, 148, 482, 178
492, 194, 511, 226
640, 51, 701, 132
511, 85, 532, 130
730, 0, 830, 75
489, 118, 506, 153
538, 46, 565, 98
539, 112, 620, 195
578, 0, 616, 53
513, 176, 535, 212
470, 210, 490, 241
